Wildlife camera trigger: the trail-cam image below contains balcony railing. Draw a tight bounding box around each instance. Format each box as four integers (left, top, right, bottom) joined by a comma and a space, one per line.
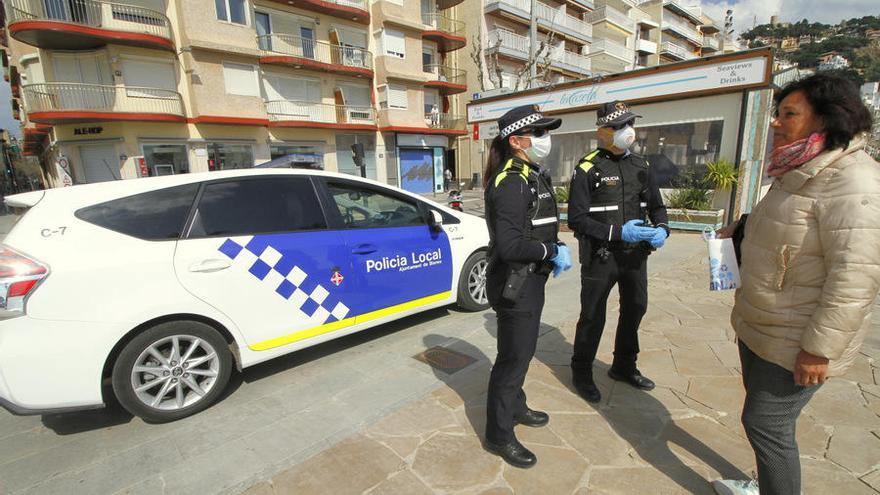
257, 34, 373, 71
532, 0, 593, 38
585, 5, 635, 32
589, 38, 635, 62
628, 6, 654, 25
421, 13, 465, 37
425, 112, 464, 130
662, 13, 701, 44
660, 41, 697, 60
559, 50, 591, 73
423, 64, 466, 86
333, 0, 366, 9
636, 38, 657, 53
266, 100, 376, 126
488, 29, 530, 55
703, 35, 720, 50
4, 0, 173, 42
488, 30, 591, 74
662, 0, 701, 22
22, 82, 184, 116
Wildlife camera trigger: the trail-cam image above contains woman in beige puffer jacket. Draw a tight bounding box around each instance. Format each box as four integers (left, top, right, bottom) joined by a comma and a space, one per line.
712, 74, 879, 495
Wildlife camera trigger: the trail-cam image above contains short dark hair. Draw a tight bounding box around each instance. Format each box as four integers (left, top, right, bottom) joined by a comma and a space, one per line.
775, 73, 873, 151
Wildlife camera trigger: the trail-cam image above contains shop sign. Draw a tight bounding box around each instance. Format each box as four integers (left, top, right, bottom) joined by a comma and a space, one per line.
73, 126, 103, 136
55, 155, 73, 187
467, 51, 770, 123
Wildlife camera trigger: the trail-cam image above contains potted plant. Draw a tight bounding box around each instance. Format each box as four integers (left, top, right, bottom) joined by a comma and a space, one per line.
665, 165, 726, 231
705, 159, 738, 210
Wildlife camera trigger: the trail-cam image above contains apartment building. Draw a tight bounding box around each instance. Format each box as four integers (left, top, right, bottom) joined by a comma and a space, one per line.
1, 0, 468, 192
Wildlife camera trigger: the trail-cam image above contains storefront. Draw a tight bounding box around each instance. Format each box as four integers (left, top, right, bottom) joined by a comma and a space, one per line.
395, 134, 448, 194
466, 48, 775, 223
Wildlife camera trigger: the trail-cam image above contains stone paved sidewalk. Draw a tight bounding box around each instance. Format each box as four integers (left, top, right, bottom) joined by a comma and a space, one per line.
243, 240, 880, 495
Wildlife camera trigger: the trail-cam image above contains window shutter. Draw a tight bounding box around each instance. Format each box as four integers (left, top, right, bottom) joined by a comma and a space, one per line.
383, 29, 406, 59
223, 63, 260, 97
388, 84, 407, 109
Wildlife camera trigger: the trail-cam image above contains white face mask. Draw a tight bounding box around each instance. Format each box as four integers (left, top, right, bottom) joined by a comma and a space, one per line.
524, 133, 552, 162
612, 126, 636, 150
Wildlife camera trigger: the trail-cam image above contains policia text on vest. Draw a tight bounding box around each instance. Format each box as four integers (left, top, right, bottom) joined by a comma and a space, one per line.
567, 147, 670, 402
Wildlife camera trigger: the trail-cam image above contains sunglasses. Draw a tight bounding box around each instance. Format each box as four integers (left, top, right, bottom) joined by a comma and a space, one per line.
515, 128, 549, 138
608, 121, 635, 131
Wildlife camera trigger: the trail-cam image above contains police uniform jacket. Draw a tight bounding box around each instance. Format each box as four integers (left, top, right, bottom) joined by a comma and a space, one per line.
567, 148, 669, 245
485, 157, 560, 304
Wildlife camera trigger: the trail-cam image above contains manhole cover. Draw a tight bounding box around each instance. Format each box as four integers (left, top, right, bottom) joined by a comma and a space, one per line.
414, 346, 477, 374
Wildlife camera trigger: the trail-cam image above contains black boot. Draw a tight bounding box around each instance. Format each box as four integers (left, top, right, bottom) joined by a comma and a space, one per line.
514, 408, 549, 427
608, 367, 655, 391
484, 437, 537, 468
572, 371, 601, 403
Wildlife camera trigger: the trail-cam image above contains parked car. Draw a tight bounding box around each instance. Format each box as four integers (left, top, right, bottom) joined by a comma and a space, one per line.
0, 169, 489, 422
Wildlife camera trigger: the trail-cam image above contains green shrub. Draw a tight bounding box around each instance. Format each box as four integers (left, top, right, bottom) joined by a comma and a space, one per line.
554, 182, 570, 203
667, 166, 713, 210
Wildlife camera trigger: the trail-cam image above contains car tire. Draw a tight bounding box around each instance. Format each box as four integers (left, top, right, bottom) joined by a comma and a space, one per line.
112, 320, 232, 423
457, 251, 490, 312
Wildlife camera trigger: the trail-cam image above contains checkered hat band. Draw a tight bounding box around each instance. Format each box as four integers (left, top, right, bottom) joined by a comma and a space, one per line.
500, 113, 545, 138
598, 108, 629, 125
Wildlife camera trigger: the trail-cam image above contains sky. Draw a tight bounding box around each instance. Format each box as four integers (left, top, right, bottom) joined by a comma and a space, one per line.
701, 0, 880, 36
0, 81, 19, 139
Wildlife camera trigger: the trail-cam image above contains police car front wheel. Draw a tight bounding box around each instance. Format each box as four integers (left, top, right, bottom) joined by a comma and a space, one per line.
457, 251, 490, 311
111, 321, 233, 423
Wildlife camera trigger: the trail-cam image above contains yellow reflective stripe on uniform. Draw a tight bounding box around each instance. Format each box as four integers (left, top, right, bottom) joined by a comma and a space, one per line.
577, 149, 601, 173
494, 158, 530, 187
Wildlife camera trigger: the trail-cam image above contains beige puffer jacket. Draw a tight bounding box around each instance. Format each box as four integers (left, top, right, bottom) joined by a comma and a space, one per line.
732, 137, 880, 376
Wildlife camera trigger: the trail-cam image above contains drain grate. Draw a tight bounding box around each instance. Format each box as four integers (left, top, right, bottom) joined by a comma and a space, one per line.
414, 346, 477, 375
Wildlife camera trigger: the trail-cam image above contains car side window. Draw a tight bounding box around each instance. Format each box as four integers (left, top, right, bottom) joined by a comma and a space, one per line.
327, 183, 423, 229
188, 177, 326, 238
76, 183, 199, 240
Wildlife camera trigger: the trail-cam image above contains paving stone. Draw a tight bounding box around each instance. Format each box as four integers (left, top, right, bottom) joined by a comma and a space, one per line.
503, 444, 587, 494
549, 413, 640, 466
453, 403, 487, 438
608, 382, 690, 413
861, 469, 880, 492
801, 458, 878, 495
637, 331, 675, 352
365, 469, 433, 495
663, 326, 730, 349
477, 488, 514, 495
240, 481, 275, 495
671, 344, 734, 377
113, 476, 166, 495
636, 349, 691, 393
795, 413, 832, 459
365, 398, 458, 439
523, 379, 595, 414
708, 341, 741, 368
827, 426, 880, 475
686, 376, 746, 414
372, 436, 422, 460
515, 420, 567, 447
410, 433, 502, 491
270, 435, 404, 495
844, 355, 878, 385
588, 465, 714, 495
805, 379, 880, 429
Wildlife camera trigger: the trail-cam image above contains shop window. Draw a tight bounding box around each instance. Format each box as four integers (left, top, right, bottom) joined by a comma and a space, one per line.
208, 143, 254, 171
269, 143, 325, 169
336, 134, 376, 179
143, 144, 189, 176
190, 177, 327, 237
76, 183, 199, 241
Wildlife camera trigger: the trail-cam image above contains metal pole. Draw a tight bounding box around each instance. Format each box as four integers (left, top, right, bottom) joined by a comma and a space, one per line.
529, 0, 537, 87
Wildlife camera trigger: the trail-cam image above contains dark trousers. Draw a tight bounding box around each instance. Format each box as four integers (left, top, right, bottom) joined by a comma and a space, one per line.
571, 244, 648, 375
738, 340, 820, 495
486, 272, 547, 444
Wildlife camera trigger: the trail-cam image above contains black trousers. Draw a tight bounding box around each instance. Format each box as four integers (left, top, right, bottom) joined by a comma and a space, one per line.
485, 271, 547, 444
571, 242, 648, 376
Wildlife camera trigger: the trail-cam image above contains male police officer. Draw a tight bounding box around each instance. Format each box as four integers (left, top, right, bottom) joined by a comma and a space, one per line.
567, 100, 669, 403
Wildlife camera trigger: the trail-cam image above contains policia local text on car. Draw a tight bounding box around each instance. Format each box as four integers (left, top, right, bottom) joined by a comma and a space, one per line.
483, 105, 572, 469
567, 100, 670, 404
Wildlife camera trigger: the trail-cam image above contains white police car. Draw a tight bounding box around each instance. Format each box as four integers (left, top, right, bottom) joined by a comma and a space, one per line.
0, 169, 489, 422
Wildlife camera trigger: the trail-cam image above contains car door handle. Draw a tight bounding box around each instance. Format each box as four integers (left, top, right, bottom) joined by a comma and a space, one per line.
189, 259, 232, 273
351, 244, 378, 255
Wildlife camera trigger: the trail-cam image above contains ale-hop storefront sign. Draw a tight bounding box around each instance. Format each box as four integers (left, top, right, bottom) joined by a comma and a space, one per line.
467, 49, 771, 125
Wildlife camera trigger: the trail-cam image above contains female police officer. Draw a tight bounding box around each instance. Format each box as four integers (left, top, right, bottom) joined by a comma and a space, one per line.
483, 105, 572, 468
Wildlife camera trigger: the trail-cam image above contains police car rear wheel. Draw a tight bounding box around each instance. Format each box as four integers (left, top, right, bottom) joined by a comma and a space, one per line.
457, 251, 489, 311
112, 321, 232, 423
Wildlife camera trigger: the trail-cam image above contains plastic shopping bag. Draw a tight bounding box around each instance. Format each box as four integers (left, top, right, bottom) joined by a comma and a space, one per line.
703, 229, 741, 291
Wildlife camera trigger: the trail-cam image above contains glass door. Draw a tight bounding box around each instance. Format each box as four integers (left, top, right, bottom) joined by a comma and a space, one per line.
255, 12, 272, 51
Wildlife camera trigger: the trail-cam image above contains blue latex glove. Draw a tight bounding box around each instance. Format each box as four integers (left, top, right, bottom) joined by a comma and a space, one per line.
621, 219, 656, 243
551, 244, 572, 278
650, 227, 668, 248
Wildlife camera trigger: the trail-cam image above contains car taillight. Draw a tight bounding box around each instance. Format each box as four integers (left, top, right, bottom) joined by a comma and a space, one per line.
0, 246, 48, 316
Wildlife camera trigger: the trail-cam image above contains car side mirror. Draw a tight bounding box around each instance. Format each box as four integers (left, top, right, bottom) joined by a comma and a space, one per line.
427, 210, 443, 232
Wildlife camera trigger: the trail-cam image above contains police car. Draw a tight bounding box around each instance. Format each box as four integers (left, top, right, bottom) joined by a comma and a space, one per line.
0, 169, 489, 422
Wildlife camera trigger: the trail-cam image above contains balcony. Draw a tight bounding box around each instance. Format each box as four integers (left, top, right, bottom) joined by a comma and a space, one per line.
557, 50, 592, 75
425, 111, 465, 132
487, 30, 592, 76
662, 13, 702, 45
702, 35, 720, 52
587, 38, 634, 64
585, 6, 635, 33
659, 41, 697, 61
636, 38, 657, 54
484, 0, 592, 44
436, 0, 465, 10
4, 0, 174, 51
266, 100, 377, 130
262, 0, 368, 24
421, 13, 466, 52
423, 64, 467, 95
662, 0, 702, 24
22, 82, 185, 124
257, 34, 373, 78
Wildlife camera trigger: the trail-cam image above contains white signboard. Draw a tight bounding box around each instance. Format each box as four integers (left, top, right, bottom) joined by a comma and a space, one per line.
468, 53, 769, 123
55, 156, 73, 187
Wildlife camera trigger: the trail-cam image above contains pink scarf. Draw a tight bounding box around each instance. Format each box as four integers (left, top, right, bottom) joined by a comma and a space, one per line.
767, 132, 826, 178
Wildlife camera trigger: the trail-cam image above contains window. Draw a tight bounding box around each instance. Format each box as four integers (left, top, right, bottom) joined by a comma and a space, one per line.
216, 0, 247, 25
121, 58, 176, 98
208, 143, 254, 171
190, 178, 326, 238
76, 184, 199, 240
387, 84, 407, 110
327, 183, 423, 229
143, 144, 189, 176
383, 29, 406, 59
222, 62, 260, 97
270, 143, 325, 169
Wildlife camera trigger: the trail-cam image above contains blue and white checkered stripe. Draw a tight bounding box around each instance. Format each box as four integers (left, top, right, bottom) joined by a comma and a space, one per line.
218, 236, 350, 324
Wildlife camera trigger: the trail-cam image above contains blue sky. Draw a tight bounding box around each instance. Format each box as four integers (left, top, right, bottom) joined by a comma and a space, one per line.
0, 80, 19, 139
